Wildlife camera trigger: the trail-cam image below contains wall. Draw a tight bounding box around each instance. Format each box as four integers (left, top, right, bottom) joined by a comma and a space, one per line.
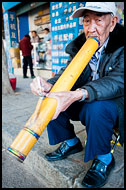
18, 13, 29, 40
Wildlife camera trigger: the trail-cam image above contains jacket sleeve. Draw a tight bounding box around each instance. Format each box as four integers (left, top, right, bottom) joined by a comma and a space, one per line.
83, 47, 124, 102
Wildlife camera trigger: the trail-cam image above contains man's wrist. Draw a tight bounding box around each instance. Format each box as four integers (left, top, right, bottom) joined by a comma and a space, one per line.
76, 88, 88, 101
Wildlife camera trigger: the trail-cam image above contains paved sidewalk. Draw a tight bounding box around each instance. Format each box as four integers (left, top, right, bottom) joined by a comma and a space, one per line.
2, 148, 47, 188
2, 69, 124, 188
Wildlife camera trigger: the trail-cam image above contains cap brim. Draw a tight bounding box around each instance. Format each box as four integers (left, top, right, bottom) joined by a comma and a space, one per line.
72, 7, 110, 18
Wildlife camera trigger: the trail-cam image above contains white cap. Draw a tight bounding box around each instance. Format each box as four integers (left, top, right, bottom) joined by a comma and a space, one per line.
72, 2, 117, 18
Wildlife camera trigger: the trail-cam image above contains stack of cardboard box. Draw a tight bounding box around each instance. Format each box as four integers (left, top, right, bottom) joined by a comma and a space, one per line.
9, 48, 21, 68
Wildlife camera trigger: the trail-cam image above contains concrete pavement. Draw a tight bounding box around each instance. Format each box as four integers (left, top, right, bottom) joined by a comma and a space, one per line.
2, 148, 47, 188
2, 68, 124, 188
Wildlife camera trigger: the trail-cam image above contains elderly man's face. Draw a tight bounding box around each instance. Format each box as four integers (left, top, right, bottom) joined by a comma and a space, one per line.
83, 11, 117, 47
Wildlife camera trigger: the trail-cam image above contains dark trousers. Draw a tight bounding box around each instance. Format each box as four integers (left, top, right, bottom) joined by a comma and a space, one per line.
47, 100, 118, 162
23, 56, 34, 77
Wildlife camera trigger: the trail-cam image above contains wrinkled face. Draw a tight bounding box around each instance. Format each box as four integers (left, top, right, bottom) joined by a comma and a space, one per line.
83, 10, 117, 47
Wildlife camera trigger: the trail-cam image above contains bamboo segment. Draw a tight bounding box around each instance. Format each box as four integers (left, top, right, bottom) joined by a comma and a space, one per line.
7, 37, 99, 162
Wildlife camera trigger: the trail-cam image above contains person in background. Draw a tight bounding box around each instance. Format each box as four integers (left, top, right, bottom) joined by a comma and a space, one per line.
30, 2, 124, 188
19, 35, 35, 78
31, 30, 40, 43
43, 28, 51, 43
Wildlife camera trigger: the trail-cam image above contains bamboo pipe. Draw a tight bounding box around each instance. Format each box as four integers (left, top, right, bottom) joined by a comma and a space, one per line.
7, 37, 99, 162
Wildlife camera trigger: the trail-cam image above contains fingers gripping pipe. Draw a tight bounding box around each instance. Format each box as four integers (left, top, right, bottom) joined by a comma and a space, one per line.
7, 37, 99, 162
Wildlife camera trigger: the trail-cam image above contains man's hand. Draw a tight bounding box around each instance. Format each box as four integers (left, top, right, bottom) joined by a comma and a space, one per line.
30, 76, 53, 97
30, 77, 88, 120
46, 89, 87, 120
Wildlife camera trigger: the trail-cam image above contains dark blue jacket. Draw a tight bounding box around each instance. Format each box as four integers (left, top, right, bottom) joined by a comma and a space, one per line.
48, 23, 124, 145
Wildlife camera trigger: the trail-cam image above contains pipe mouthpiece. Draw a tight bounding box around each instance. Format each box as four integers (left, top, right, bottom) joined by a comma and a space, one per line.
89, 37, 100, 47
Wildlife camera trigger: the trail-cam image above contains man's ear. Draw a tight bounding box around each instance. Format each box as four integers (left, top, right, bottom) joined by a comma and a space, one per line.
110, 16, 118, 32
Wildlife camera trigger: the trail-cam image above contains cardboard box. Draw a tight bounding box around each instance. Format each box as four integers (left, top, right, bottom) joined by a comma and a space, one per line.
34, 14, 50, 25
9, 48, 20, 58
41, 15, 50, 23
38, 8, 50, 16
12, 57, 21, 68
34, 18, 42, 25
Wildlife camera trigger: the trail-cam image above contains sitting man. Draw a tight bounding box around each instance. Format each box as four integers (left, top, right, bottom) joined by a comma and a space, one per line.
30, 2, 124, 188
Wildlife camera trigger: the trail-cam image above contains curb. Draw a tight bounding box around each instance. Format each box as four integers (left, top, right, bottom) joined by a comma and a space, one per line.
2, 129, 87, 188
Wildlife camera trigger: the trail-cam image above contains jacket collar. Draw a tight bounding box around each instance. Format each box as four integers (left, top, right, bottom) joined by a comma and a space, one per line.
65, 23, 124, 56
105, 23, 124, 53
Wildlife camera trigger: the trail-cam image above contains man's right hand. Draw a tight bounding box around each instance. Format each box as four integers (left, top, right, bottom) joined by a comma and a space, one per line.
30, 76, 53, 97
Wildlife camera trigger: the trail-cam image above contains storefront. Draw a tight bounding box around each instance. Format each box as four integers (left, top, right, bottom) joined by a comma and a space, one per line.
2, 2, 124, 75
2, 2, 51, 73
27, 2, 51, 70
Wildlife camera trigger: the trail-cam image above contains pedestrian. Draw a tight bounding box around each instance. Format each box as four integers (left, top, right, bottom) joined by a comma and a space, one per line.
43, 28, 51, 43
30, 2, 124, 188
19, 35, 35, 78
31, 31, 40, 43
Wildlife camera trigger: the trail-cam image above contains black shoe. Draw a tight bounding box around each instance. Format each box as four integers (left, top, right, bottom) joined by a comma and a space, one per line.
45, 140, 83, 161
31, 75, 35, 79
23, 76, 29, 78
82, 154, 115, 188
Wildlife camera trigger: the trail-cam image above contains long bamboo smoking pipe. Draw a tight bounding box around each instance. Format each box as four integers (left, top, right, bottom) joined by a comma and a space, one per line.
7, 37, 99, 162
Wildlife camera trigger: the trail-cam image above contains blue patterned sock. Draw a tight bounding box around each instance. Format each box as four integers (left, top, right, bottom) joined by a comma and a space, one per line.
65, 137, 79, 147
97, 152, 112, 165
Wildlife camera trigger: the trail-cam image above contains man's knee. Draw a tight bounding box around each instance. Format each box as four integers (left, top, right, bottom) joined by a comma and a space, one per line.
79, 100, 118, 126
